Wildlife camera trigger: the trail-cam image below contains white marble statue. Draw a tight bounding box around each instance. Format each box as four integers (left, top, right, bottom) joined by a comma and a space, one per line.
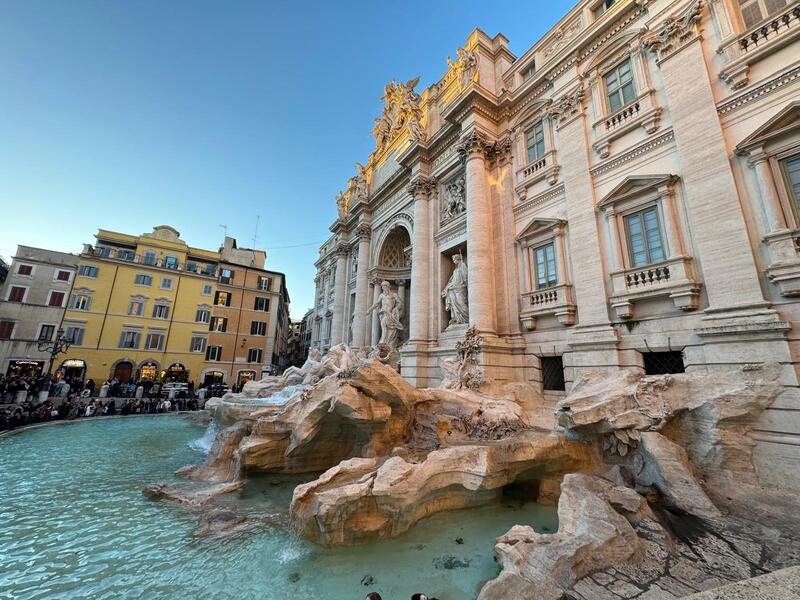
442, 253, 469, 326
366, 280, 404, 350
281, 346, 322, 385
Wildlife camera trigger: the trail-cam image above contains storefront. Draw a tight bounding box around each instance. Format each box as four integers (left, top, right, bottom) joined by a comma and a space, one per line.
6, 360, 44, 378
137, 360, 159, 381
59, 359, 86, 382
163, 363, 188, 382
237, 370, 257, 387
203, 370, 225, 385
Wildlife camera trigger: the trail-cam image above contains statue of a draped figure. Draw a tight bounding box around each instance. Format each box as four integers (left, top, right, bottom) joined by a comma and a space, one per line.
366, 280, 403, 350
442, 253, 469, 327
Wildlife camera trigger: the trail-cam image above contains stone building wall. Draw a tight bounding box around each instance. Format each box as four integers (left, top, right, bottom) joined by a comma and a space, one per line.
309, 0, 800, 491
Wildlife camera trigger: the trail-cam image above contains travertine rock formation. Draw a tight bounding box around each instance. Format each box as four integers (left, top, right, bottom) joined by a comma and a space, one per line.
477, 473, 649, 600
290, 432, 595, 546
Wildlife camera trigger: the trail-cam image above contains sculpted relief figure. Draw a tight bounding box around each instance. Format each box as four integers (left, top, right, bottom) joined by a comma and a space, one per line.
335, 191, 348, 220
442, 178, 466, 223
371, 76, 426, 152
447, 46, 479, 90
366, 280, 404, 350
442, 254, 469, 327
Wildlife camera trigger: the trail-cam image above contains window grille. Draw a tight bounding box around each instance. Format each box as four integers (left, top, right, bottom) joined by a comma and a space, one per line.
541, 356, 565, 391
642, 351, 685, 375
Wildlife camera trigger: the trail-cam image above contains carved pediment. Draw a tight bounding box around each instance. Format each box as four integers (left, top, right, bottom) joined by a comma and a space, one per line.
516, 217, 565, 241
736, 102, 800, 154
598, 174, 677, 208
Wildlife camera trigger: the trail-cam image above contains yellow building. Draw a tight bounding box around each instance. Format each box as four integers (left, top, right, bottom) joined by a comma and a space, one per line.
59, 225, 220, 385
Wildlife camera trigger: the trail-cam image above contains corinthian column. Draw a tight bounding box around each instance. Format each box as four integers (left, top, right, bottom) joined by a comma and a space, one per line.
458, 130, 496, 335
407, 176, 434, 343
329, 243, 349, 345
351, 223, 372, 348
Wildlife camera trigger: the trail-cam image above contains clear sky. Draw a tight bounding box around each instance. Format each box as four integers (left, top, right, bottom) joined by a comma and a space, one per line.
0, 0, 573, 318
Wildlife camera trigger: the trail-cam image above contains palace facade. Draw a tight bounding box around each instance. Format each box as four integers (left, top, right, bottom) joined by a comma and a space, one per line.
311, 0, 800, 492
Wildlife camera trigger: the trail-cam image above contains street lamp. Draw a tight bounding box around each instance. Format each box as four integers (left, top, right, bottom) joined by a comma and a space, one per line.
38, 328, 72, 378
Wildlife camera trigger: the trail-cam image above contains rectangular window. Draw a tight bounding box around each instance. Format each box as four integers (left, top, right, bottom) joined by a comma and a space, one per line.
119, 330, 140, 349
38, 324, 56, 341
210, 316, 228, 332
541, 356, 566, 391
142, 252, 157, 266
593, 0, 618, 18
642, 351, 685, 375
250, 321, 267, 336
215, 291, 232, 306
0, 321, 14, 340
117, 249, 135, 261
202, 284, 213, 295
254, 297, 270, 311
605, 58, 636, 113
738, 0, 791, 29
533, 243, 558, 289
144, 332, 164, 351
206, 345, 222, 361
163, 256, 179, 270
783, 155, 800, 207
190, 336, 207, 353
128, 301, 144, 316
625, 206, 666, 267
135, 274, 152, 286
522, 62, 536, 81
8, 286, 26, 302
152, 304, 170, 319
65, 325, 85, 346
55, 270, 71, 281
48, 291, 65, 307
160, 277, 173, 290
17, 264, 33, 276
220, 268, 234, 284
525, 121, 545, 163
257, 276, 272, 291
94, 246, 111, 257
195, 309, 211, 323
79, 265, 99, 278
248, 348, 263, 363
70, 294, 92, 311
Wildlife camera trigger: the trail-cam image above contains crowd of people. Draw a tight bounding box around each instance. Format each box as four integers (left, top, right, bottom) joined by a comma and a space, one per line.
0, 372, 205, 432
365, 594, 438, 600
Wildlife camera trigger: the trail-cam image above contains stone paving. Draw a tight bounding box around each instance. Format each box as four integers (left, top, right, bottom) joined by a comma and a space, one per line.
566, 509, 800, 599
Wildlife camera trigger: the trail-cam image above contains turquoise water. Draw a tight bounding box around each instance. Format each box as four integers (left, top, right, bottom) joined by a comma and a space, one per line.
0, 416, 557, 600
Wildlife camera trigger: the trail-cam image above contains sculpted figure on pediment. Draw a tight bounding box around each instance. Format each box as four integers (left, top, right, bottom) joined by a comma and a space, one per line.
372, 76, 426, 152
447, 46, 479, 90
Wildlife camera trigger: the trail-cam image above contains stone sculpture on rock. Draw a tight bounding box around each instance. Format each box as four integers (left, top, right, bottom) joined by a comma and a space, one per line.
366, 280, 403, 350
442, 253, 468, 326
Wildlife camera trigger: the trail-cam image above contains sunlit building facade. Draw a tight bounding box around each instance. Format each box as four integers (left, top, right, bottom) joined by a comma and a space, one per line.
311, 0, 800, 493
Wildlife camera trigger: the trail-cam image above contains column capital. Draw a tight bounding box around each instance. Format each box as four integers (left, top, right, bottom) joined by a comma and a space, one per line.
457, 129, 492, 159
546, 85, 585, 125
642, 0, 704, 64
407, 175, 436, 199
333, 242, 350, 257
355, 222, 372, 241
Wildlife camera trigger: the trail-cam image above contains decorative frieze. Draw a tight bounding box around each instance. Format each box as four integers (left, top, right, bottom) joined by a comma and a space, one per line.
546, 86, 585, 126
440, 177, 466, 225
642, 0, 704, 64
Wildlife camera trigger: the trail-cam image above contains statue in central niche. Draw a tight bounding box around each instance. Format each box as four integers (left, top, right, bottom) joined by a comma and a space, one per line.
367, 280, 404, 350
442, 253, 469, 326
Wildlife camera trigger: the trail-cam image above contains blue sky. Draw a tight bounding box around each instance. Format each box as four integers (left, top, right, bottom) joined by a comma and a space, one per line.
0, 0, 573, 318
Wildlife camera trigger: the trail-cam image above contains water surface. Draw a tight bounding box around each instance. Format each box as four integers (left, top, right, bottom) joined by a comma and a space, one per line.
0, 416, 556, 600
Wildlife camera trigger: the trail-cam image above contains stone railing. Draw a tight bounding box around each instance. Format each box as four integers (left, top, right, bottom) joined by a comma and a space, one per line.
592, 90, 661, 158
719, 5, 800, 89
609, 256, 700, 319
519, 283, 576, 330
604, 102, 641, 132
738, 6, 800, 53
516, 149, 559, 187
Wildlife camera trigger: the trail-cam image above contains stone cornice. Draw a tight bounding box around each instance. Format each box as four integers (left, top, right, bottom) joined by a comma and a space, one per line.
590, 129, 675, 178
513, 183, 566, 216
716, 63, 800, 116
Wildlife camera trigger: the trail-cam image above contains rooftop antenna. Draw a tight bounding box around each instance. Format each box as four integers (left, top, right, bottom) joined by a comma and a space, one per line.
252, 215, 261, 248
219, 224, 228, 238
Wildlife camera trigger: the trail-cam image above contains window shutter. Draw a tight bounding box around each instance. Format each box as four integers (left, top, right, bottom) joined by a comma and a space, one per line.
221, 318, 227, 332
226, 293, 231, 307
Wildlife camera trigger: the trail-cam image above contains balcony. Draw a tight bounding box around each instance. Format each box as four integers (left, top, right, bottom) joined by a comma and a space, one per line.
719, 5, 800, 89
764, 229, 800, 296
85, 246, 217, 277
519, 283, 576, 330
515, 149, 559, 188
609, 256, 701, 320
592, 90, 662, 158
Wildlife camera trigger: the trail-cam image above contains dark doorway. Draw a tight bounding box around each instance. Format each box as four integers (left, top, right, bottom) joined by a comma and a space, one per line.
113, 361, 133, 383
